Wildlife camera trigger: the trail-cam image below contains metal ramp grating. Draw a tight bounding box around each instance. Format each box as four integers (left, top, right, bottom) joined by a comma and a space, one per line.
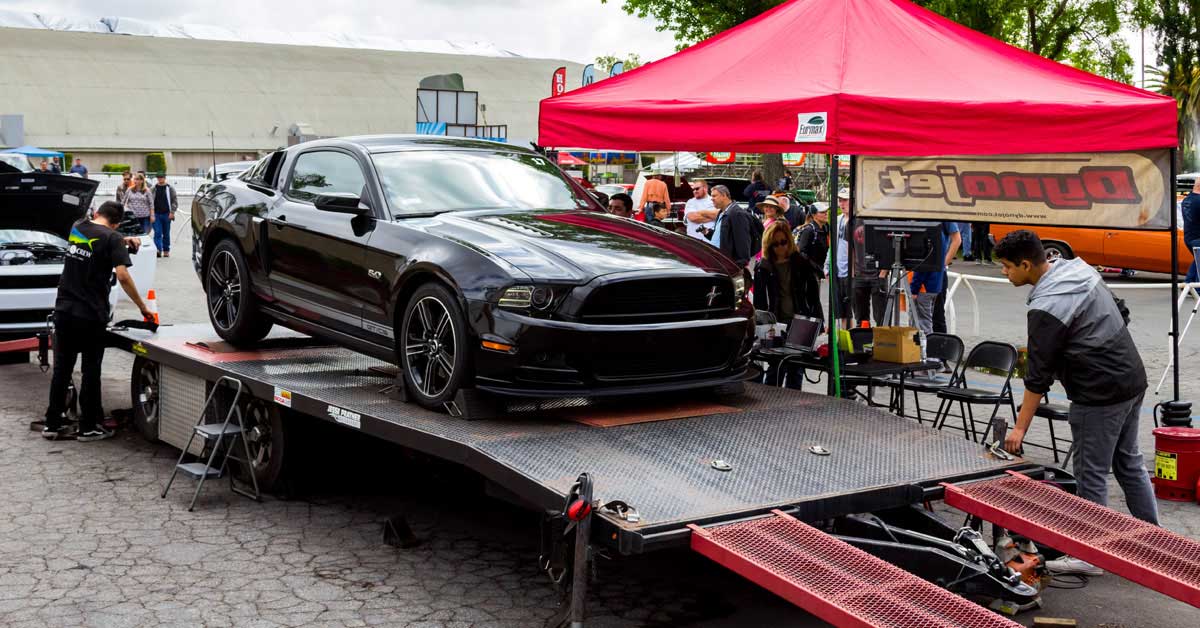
944, 472, 1200, 607
689, 510, 1020, 628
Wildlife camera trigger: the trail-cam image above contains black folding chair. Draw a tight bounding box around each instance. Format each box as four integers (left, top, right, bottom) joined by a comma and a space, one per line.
932, 341, 1018, 443
882, 333, 965, 423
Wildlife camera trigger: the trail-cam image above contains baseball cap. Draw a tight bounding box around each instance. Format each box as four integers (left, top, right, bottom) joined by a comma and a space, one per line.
813, 201, 829, 213
837, 188, 850, 200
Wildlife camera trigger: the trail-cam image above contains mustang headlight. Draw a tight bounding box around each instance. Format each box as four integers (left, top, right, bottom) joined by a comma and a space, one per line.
499, 285, 558, 311
732, 275, 746, 302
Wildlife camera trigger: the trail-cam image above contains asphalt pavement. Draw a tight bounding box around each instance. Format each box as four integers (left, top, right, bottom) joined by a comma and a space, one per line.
1, 211, 1198, 627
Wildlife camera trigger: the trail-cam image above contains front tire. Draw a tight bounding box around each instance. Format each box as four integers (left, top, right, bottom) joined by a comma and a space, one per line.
399, 283, 470, 410
205, 238, 273, 345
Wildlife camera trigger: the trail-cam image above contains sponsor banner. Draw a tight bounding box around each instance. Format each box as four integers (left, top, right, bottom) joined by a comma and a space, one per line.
704, 152, 736, 164
582, 64, 595, 87
273, 387, 292, 408
552, 66, 567, 97
794, 112, 828, 143
610, 61, 624, 77
855, 150, 1172, 230
326, 404, 362, 429
783, 153, 806, 167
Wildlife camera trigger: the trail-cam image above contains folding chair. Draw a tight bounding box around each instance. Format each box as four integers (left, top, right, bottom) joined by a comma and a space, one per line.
932, 341, 1018, 443
841, 328, 885, 405
1017, 394, 1074, 464
882, 333, 965, 423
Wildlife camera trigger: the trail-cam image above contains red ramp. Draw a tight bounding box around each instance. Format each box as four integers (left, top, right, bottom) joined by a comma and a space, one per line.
944, 472, 1200, 607
689, 510, 1020, 628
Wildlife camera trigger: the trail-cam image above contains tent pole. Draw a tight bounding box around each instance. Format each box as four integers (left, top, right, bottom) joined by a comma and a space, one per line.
827, 154, 841, 397
1171, 147, 1180, 401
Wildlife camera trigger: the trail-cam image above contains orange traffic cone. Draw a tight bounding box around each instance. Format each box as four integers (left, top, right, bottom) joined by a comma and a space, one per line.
144, 289, 160, 324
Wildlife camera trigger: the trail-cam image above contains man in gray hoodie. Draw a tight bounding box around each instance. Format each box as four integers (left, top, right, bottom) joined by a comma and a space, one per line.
997, 230, 1157, 577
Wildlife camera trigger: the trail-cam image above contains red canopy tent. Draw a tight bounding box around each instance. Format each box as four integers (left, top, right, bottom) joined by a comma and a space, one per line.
539, 0, 1181, 399
539, 0, 1175, 155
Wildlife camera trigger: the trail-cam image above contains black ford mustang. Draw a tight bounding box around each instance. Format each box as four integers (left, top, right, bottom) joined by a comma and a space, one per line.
192, 136, 755, 409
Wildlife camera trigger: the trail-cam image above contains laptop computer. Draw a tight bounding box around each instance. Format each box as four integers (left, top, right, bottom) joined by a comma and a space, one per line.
759, 315, 822, 356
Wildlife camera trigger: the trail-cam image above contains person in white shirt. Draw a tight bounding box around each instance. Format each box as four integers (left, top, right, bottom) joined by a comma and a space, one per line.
683, 179, 717, 240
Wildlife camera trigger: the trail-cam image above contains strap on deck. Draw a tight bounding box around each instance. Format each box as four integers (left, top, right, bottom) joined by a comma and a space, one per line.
943, 471, 1200, 608
688, 510, 1020, 628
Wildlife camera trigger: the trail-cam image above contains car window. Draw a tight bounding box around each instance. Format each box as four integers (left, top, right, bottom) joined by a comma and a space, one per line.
287, 151, 368, 203
371, 150, 593, 215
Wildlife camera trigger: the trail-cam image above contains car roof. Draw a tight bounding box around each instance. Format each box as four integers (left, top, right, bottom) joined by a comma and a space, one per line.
289, 134, 533, 156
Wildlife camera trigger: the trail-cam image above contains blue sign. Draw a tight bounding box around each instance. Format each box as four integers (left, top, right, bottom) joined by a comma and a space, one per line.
582, 64, 595, 87
610, 61, 623, 77
416, 122, 446, 136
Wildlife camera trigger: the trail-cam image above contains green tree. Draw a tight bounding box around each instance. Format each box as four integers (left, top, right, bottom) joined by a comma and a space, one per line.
594, 53, 644, 75
1151, 1, 1200, 166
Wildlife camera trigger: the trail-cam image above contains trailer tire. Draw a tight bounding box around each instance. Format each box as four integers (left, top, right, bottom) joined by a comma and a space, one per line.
205, 238, 273, 346
130, 357, 160, 442
237, 397, 288, 492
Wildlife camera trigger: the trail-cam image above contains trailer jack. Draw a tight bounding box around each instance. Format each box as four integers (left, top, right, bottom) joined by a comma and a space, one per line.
542, 473, 597, 628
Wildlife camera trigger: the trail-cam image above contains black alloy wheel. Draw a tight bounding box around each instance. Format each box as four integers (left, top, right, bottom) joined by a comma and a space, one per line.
204, 239, 272, 345
400, 283, 469, 409
130, 356, 159, 442
237, 397, 287, 492
207, 248, 242, 331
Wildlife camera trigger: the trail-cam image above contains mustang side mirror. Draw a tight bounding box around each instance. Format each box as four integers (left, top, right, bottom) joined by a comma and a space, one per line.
314, 193, 370, 215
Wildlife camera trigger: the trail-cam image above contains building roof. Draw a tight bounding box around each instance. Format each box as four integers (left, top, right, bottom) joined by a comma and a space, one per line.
1, 26, 581, 152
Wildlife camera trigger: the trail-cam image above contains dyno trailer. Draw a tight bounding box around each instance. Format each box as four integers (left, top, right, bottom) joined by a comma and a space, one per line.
107, 323, 1200, 627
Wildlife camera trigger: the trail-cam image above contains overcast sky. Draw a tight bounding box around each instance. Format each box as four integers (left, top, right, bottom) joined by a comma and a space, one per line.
0, 0, 681, 64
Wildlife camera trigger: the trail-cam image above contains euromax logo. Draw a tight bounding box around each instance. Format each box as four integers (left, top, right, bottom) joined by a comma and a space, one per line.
794, 112, 828, 142
877, 164, 1143, 210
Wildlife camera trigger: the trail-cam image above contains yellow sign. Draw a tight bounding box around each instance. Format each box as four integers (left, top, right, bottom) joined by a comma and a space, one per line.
1155, 451, 1178, 482
855, 150, 1172, 230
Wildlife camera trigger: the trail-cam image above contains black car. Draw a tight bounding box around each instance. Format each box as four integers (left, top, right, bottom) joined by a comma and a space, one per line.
192, 136, 755, 409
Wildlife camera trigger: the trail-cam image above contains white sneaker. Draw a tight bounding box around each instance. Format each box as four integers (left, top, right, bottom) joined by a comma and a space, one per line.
1046, 556, 1103, 576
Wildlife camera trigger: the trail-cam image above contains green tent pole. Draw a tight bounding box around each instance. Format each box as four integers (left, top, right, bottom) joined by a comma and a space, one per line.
827, 154, 841, 398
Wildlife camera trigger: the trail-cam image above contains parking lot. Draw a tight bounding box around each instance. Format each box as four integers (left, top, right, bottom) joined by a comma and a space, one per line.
1, 213, 1199, 628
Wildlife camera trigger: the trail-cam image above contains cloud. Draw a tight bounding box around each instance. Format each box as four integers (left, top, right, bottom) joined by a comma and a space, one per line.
0, 0, 680, 63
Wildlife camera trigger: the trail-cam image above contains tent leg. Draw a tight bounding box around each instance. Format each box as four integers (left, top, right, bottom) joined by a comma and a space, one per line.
1171, 148, 1181, 402
827, 154, 841, 397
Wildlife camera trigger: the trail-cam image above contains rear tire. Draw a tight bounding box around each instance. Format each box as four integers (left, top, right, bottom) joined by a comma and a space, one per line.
205, 238, 273, 345
130, 357, 159, 442
399, 283, 470, 410
236, 397, 288, 493
1043, 242, 1072, 262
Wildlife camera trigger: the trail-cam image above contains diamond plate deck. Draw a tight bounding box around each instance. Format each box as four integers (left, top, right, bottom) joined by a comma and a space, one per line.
690, 510, 1021, 628
945, 472, 1200, 608
114, 325, 1023, 534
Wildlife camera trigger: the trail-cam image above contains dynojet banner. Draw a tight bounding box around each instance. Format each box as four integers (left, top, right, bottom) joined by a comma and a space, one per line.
855, 150, 1172, 230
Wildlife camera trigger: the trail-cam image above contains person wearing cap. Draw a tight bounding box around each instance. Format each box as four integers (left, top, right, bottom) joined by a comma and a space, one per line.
794, 202, 829, 324
683, 179, 717, 240
759, 195, 784, 229
151, 173, 178, 258
829, 188, 853, 329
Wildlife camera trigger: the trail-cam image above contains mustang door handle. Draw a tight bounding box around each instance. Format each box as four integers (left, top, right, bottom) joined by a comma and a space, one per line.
271, 216, 287, 228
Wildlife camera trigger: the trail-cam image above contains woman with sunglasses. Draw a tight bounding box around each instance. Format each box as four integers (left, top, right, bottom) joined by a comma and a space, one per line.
753, 221, 809, 388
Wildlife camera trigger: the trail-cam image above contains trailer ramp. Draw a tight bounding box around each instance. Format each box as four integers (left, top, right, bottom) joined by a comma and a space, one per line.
944, 472, 1200, 608
689, 510, 1020, 628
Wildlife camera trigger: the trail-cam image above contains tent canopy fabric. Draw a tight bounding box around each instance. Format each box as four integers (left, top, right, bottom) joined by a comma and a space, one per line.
645, 153, 703, 173
539, 0, 1176, 156
3, 145, 63, 158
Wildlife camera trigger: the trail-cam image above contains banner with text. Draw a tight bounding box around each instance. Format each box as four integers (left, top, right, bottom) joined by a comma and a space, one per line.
855, 150, 1172, 230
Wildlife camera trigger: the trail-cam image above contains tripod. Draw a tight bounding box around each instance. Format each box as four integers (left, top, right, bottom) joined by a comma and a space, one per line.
881, 233, 923, 329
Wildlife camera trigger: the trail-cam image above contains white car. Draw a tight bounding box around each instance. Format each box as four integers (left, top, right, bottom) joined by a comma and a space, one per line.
0, 166, 155, 339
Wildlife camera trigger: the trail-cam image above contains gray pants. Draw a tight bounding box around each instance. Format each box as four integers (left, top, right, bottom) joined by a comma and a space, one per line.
1069, 392, 1159, 525
912, 292, 936, 335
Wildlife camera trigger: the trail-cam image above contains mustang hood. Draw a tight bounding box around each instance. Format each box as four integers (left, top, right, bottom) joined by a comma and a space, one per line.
430, 209, 740, 281
0, 172, 97, 240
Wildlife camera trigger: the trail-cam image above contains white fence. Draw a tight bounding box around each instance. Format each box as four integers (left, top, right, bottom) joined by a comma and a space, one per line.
88, 173, 208, 199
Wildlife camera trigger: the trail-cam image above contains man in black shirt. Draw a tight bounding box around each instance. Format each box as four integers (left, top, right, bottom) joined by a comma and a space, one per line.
44, 201, 154, 441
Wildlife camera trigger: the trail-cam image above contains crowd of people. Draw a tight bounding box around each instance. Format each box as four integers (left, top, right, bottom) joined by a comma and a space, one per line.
114, 169, 178, 258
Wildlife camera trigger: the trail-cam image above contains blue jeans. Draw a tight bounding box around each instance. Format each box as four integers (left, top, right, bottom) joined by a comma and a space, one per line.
137, 217, 151, 235
153, 212, 171, 252
958, 222, 972, 257
1186, 239, 1200, 284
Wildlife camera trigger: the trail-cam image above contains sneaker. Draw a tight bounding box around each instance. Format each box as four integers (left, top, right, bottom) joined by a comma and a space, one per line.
77, 427, 113, 442
976, 258, 984, 265
1046, 556, 1103, 576
156, 251, 162, 258
42, 425, 69, 439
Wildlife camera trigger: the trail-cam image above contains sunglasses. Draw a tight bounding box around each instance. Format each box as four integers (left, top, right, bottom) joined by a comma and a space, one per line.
771, 240, 790, 247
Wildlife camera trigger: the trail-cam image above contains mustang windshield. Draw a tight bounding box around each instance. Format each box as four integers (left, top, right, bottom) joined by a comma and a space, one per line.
372, 150, 594, 216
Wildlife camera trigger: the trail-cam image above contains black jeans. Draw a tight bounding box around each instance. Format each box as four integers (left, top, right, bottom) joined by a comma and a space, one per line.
933, 284, 948, 333
852, 277, 887, 326
971, 223, 992, 261
45, 313, 107, 431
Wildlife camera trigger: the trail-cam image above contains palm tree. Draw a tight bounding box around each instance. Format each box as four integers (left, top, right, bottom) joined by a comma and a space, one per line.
1147, 64, 1200, 169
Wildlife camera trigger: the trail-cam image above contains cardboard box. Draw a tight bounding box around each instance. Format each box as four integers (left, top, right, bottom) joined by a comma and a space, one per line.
873, 326, 921, 363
